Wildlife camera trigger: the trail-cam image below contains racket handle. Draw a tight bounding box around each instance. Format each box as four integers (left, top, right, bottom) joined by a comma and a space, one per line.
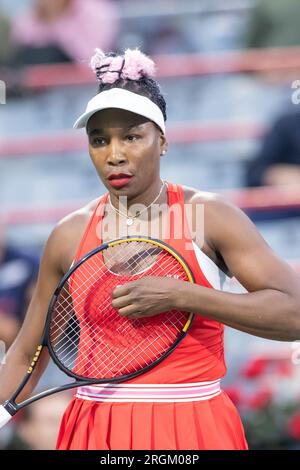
0, 405, 13, 428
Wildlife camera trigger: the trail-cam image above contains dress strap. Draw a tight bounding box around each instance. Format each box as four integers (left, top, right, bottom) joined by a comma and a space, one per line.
165, 182, 192, 248
73, 193, 108, 264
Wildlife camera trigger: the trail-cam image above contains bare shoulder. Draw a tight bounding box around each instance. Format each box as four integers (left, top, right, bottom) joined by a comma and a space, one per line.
182, 184, 245, 221
55, 197, 100, 237
181, 184, 254, 260
183, 183, 268, 256
183, 184, 230, 207
46, 197, 101, 274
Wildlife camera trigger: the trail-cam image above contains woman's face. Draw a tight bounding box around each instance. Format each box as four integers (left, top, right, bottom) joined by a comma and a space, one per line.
87, 108, 167, 198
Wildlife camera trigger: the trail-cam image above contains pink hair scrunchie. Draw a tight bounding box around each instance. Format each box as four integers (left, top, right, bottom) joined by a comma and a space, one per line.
90, 48, 156, 84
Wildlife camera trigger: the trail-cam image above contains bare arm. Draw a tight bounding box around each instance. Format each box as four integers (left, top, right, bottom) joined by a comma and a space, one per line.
176, 196, 300, 341
0, 226, 65, 404
0, 197, 101, 404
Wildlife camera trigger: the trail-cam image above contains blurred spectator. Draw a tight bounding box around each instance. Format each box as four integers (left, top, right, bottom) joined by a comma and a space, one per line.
3, 392, 71, 450
10, 0, 120, 66
246, 111, 300, 187
0, 224, 39, 346
244, 0, 300, 48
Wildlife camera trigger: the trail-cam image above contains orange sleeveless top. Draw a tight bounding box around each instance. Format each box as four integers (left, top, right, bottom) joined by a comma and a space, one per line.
72, 181, 226, 383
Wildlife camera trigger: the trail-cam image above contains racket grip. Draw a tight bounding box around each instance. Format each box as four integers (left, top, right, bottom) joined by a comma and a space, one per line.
0, 405, 13, 428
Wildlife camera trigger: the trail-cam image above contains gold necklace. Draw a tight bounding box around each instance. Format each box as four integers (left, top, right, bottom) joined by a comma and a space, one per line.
108, 180, 165, 226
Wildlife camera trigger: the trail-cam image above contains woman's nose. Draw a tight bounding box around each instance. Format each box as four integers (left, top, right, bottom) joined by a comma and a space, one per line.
107, 142, 127, 165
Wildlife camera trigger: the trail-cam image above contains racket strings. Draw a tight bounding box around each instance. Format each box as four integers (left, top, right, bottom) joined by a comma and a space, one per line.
52, 251, 187, 375
76, 254, 186, 369
49, 241, 190, 380
53, 276, 186, 374
51, 250, 186, 374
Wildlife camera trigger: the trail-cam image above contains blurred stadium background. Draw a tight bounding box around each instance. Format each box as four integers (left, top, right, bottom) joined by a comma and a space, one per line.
1, 0, 300, 450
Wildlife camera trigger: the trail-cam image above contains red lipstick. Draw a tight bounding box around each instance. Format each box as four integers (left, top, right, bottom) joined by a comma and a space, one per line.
108, 173, 133, 188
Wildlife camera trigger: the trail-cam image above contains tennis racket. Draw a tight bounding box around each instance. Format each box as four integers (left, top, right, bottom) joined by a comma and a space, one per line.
0, 236, 195, 428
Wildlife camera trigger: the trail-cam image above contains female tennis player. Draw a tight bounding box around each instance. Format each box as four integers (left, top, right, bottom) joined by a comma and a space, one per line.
1, 48, 300, 450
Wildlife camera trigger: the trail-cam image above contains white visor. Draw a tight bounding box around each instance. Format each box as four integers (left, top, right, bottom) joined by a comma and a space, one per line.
73, 88, 165, 134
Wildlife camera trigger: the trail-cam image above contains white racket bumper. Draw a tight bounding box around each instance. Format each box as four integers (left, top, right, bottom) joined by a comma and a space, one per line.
0, 405, 12, 428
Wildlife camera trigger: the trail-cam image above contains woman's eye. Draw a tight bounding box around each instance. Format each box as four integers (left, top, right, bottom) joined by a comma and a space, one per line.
126, 134, 139, 142
92, 137, 106, 146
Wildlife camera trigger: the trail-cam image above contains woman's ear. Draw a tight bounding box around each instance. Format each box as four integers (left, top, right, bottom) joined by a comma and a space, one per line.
159, 133, 168, 156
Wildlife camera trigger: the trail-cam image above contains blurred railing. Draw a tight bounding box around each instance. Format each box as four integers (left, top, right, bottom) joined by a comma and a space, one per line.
2, 46, 300, 91
2, 186, 300, 225
0, 122, 264, 158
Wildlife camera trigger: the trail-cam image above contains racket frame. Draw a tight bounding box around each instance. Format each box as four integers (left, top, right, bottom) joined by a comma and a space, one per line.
2, 236, 195, 418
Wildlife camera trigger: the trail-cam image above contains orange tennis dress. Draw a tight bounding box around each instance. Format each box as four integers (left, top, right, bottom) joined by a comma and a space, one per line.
56, 182, 248, 450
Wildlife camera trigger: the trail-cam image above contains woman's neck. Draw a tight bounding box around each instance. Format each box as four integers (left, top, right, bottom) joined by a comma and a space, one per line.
109, 179, 166, 214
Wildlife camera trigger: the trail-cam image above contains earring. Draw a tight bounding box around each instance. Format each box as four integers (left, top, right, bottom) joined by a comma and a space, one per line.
161, 150, 166, 155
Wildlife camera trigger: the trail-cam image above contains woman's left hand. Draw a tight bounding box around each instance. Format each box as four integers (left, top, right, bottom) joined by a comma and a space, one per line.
111, 276, 186, 319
